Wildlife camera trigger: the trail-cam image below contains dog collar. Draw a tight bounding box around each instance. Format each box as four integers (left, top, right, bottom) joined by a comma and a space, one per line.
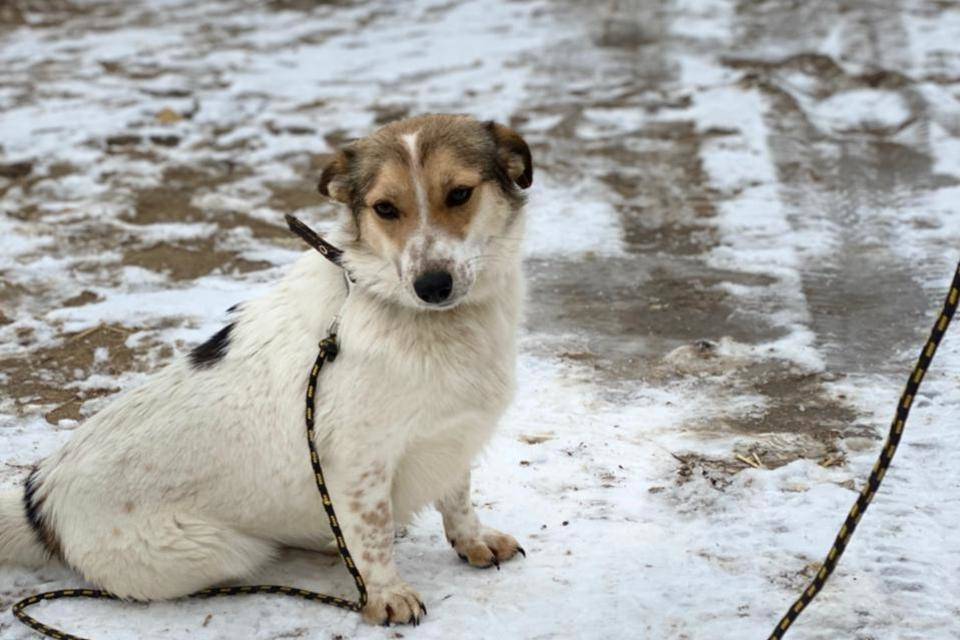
285, 213, 353, 339
285, 214, 346, 267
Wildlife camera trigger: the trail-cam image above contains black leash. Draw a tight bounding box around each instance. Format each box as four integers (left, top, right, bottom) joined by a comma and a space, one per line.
769, 258, 960, 638
12, 215, 366, 640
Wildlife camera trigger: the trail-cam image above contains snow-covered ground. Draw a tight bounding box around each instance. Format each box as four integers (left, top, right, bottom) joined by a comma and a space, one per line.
2, 0, 960, 638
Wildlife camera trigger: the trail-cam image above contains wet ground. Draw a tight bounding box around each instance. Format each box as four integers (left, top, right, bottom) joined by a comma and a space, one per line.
2, 1, 960, 638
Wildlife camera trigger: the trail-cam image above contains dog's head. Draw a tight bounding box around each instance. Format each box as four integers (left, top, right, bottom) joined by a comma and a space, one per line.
318, 114, 532, 310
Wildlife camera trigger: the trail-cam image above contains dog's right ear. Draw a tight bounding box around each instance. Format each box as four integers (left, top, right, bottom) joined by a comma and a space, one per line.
317, 148, 354, 203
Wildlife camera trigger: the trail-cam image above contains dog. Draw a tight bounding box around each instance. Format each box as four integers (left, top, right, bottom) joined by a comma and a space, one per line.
0, 114, 532, 626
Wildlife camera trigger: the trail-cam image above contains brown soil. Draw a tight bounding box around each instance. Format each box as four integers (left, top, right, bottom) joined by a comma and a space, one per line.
122, 241, 271, 281
0, 324, 138, 423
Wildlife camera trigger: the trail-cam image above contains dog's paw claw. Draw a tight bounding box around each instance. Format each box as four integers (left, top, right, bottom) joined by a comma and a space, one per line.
450, 528, 523, 569
362, 583, 426, 627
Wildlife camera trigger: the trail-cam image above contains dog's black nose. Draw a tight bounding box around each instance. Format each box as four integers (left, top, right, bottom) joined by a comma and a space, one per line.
414, 270, 454, 304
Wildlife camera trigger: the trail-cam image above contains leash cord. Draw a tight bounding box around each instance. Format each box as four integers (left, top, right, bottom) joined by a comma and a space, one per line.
768, 258, 960, 638
11, 334, 367, 640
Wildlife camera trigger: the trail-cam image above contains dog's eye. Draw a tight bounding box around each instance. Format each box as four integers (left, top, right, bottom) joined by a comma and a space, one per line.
373, 201, 399, 220
446, 186, 473, 207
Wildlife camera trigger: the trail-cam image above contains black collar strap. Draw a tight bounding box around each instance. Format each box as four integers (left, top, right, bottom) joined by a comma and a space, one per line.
285, 214, 345, 267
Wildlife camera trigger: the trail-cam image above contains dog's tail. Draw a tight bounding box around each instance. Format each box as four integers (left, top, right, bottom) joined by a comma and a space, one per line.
0, 489, 50, 567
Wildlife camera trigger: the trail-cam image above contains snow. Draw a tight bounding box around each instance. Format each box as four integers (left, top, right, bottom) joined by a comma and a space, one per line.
2, 0, 960, 639
525, 177, 625, 258
809, 89, 913, 134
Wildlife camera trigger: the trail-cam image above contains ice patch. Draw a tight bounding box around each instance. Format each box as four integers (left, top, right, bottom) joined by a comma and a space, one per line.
809, 89, 912, 134
525, 176, 625, 258
47, 276, 267, 333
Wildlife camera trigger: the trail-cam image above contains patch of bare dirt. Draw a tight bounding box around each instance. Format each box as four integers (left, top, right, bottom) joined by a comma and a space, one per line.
123, 162, 301, 241
0, 161, 32, 179
267, 180, 323, 213
527, 257, 783, 384
728, 365, 857, 436
0, 279, 28, 308
371, 103, 412, 126
656, 340, 859, 470
0, 160, 81, 214
125, 163, 247, 226
0, 324, 137, 423
0, 0, 124, 31
62, 290, 103, 307
122, 241, 271, 280
672, 452, 741, 490
267, 0, 351, 10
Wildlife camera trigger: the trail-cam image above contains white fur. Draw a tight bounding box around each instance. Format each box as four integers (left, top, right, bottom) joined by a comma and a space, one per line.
401, 131, 429, 224
0, 181, 526, 621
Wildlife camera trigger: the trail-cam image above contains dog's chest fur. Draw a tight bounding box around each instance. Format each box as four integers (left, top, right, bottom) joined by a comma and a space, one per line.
319, 274, 520, 517
329, 292, 515, 441
232, 252, 522, 531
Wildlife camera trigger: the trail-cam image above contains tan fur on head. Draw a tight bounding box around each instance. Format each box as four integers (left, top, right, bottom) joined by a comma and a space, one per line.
316, 114, 534, 310
317, 114, 532, 212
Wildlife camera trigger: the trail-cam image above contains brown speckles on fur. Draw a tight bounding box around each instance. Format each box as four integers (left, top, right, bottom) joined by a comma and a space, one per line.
342, 462, 397, 571
359, 549, 391, 567
361, 504, 390, 529
358, 462, 387, 483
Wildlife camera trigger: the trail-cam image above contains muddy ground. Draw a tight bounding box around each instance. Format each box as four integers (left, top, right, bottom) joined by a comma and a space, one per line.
2, 0, 960, 638
0, 0, 871, 468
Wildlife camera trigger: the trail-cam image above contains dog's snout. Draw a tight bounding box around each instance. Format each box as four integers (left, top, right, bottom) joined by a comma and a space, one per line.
414, 270, 454, 304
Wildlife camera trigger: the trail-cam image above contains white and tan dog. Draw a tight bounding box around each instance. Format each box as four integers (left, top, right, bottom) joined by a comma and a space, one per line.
0, 114, 532, 626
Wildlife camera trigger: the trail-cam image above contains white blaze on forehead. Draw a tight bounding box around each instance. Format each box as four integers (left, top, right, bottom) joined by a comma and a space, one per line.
400, 131, 429, 224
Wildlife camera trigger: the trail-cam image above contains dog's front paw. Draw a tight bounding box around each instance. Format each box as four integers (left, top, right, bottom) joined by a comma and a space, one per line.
362, 582, 426, 626
450, 528, 525, 569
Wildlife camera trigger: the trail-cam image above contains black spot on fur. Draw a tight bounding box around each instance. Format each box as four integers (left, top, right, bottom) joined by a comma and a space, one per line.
227, 303, 242, 314
23, 467, 58, 557
190, 323, 234, 370
23, 468, 43, 537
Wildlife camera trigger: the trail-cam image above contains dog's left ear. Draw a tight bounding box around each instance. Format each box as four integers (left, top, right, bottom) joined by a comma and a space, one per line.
487, 122, 533, 189
317, 147, 354, 203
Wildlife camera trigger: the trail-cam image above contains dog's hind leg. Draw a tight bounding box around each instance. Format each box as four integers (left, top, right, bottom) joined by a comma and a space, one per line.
67, 512, 277, 601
